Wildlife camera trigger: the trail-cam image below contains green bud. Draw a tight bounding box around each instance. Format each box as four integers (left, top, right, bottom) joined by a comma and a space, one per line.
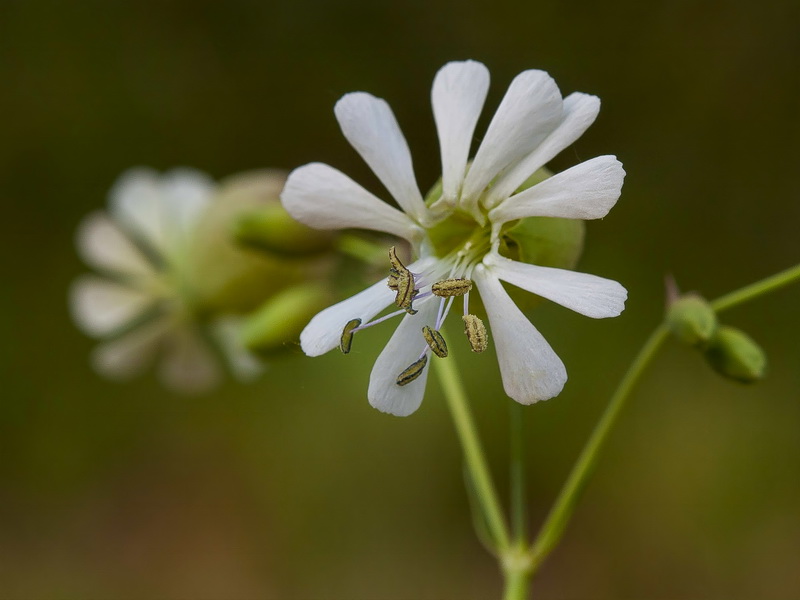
233, 204, 334, 257
240, 283, 331, 355
666, 293, 718, 347
704, 326, 767, 384
186, 170, 334, 313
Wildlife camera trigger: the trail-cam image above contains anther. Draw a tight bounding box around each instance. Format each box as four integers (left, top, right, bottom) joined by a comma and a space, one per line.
339, 318, 362, 354
432, 278, 473, 297
396, 354, 428, 386
422, 326, 448, 358
387, 246, 418, 314
462, 314, 488, 353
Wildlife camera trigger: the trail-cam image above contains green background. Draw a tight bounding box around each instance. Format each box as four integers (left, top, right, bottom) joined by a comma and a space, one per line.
2, 1, 799, 598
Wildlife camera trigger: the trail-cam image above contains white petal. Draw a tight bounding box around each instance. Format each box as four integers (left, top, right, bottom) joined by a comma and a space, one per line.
281, 163, 421, 242
460, 70, 563, 213
108, 167, 169, 254
473, 264, 566, 404
158, 326, 222, 393
69, 275, 154, 338
485, 93, 601, 208
210, 317, 264, 382
76, 211, 155, 278
300, 279, 394, 357
432, 60, 490, 203
90, 317, 169, 380
334, 92, 428, 223
300, 256, 439, 357
489, 155, 625, 225
160, 168, 215, 235
368, 297, 439, 417
484, 253, 627, 318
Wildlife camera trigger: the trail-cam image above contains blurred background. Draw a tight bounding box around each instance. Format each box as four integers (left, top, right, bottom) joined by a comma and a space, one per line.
2, 0, 799, 598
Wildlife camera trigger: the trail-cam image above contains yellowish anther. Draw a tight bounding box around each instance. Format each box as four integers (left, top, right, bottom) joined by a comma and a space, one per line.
387, 246, 418, 314
339, 318, 362, 354
422, 325, 448, 358
396, 354, 428, 386
462, 314, 488, 353
432, 278, 473, 297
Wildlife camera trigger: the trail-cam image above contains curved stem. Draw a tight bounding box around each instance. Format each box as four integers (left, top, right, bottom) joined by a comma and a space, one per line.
529, 325, 670, 568
711, 263, 800, 313
510, 400, 527, 545
433, 354, 511, 552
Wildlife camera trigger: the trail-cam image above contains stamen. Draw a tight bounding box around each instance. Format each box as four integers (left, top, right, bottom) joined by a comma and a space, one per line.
432, 278, 473, 297
422, 326, 448, 358
396, 354, 428, 386
387, 246, 418, 314
352, 308, 407, 333
462, 314, 488, 353
339, 318, 362, 354
435, 296, 455, 330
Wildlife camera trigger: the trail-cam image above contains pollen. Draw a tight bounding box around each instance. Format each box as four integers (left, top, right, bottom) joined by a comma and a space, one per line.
422, 326, 448, 358
387, 246, 418, 314
432, 278, 473, 297
339, 318, 362, 354
462, 314, 488, 353
396, 354, 428, 386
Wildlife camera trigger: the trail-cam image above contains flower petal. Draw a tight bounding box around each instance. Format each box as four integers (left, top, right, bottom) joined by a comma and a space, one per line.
334, 92, 428, 223
367, 297, 439, 416
69, 275, 154, 338
108, 167, 168, 254
431, 60, 490, 203
158, 326, 222, 393
76, 211, 155, 278
483, 253, 627, 318
460, 70, 563, 213
281, 163, 421, 242
489, 155, 625, 225
473, 264, 566, 404
160, 168, 215, 235
485, 93, 601, 208
90, 317, 169, 380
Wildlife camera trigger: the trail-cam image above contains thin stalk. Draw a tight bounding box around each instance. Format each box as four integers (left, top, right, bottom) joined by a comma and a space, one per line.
433, 355, 511, 552
711, 263, 800, 313
529, 325, 670, 568
509, 400, 526, 546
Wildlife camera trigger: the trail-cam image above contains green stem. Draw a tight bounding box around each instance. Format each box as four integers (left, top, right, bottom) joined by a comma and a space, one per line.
526, 260, 800, 575
502, 563, 532, 600
433, 354, 511, 552
711, 263, 800, 313
510, 401, 526, 545
529, 324, 670, 569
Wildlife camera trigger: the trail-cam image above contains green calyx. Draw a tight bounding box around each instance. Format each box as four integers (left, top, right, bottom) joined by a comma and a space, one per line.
666, 293, 718, 347
240, 282, 332, 355
704, 326, 767, 384
184, 170, 336, 314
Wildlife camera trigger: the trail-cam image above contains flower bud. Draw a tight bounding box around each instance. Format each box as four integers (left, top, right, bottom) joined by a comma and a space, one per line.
666, 293, 718, 347
240, 283, 331, 355
186, 170, 333, 313
233, 204, 334, 257
704, 326, 767, 384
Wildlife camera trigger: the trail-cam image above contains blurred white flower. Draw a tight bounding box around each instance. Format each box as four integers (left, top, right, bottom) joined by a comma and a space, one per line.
282, 60, 627, 416
70, 168, 261, 393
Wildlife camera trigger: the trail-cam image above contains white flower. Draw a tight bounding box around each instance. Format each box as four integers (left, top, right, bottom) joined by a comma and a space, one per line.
281, 60, 627, 416
70, 168, 262, 393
